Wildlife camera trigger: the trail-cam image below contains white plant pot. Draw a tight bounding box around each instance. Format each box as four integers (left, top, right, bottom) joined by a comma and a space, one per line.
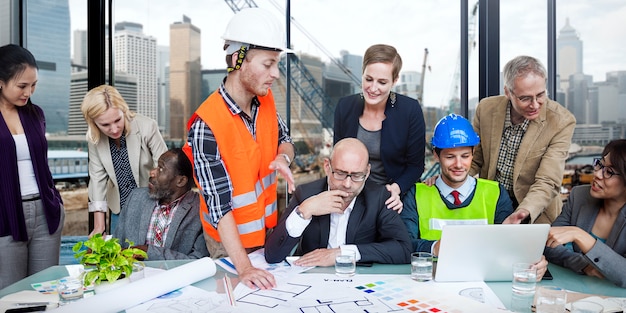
94, 276, 130, 294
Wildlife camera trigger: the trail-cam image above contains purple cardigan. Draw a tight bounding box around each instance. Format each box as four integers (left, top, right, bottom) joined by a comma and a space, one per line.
0, 103, 63, 241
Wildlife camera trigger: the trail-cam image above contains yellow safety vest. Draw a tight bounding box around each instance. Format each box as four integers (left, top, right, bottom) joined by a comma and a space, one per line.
415, 178, 499, 240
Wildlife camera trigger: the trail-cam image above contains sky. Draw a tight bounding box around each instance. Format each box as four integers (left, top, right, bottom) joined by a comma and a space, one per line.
70, 0, 626, 108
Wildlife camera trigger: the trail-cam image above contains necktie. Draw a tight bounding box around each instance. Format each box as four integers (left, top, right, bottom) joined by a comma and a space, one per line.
154, 204, 172, 247
450, 190, 462, 205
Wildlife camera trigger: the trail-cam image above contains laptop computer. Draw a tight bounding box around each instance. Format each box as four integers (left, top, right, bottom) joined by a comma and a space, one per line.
434, 224, 550, 282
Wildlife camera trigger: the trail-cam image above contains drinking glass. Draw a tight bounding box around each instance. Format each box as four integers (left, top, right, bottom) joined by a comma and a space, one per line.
512, 263, 537, 295
411, 252, 433, 282
57, 276, 84, 304
570, 301, 603, 313
335, 250, 356, 277
535, 285, 567, 313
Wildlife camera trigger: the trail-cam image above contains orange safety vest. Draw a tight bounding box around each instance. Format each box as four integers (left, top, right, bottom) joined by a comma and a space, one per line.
183, 90, 279, 248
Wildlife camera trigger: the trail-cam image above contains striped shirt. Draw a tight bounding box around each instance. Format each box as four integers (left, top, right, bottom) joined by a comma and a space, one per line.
494, 101, 529, 202
187, 82, 292, 228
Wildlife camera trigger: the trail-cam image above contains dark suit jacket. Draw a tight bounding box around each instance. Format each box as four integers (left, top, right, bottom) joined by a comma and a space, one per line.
114, 188, 209, 260
544, 185, 626, 288
333, 93, 426, 194
265, 178, 412, 264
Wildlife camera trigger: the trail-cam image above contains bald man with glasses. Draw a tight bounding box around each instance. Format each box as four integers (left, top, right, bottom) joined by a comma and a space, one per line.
265, 138, 412, 265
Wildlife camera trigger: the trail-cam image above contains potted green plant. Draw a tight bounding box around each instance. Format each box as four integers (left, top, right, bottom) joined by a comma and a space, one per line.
72, 234, 147, 289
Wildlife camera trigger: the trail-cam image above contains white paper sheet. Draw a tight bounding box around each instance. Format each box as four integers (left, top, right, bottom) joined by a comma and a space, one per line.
233, 274, 507, 312
216, 248, 313, 277
51, 257, 217, 313
125, 285, 234, 313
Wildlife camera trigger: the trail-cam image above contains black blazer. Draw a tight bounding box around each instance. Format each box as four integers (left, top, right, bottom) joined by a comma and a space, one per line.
265, 178, 412, 264
333, 93, 426, 194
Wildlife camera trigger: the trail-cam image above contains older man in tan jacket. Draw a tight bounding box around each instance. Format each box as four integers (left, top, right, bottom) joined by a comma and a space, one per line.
471, 55, 576, 224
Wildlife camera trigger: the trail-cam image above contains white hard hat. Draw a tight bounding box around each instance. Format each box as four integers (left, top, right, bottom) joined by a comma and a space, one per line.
222, 7, 292, 53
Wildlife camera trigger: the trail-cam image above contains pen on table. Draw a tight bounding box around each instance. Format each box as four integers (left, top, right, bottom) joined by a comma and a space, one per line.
220, 258, 237, 271
223, 276, 236, 307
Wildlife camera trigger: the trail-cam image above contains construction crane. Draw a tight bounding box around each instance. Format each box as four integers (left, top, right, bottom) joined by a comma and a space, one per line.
417, 48, 429, 104
446, 1, 478, 114
223, 0, 357, 135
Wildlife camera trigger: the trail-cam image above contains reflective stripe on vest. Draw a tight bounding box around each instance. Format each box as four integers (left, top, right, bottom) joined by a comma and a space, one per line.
415, 178, 500, 241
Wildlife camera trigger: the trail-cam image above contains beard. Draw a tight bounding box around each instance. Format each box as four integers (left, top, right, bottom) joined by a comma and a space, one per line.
148, 187, 173, 201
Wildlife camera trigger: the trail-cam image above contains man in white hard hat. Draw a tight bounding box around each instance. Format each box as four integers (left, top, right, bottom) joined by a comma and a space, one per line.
184, 7, 295, 290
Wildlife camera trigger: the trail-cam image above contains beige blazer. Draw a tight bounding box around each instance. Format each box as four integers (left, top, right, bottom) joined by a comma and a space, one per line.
470, 95, 576, 224
87, 114, 167, 214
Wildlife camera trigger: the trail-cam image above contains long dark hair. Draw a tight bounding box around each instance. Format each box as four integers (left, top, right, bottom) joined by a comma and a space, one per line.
0, 44, 39, 114
0, 44, 38, 85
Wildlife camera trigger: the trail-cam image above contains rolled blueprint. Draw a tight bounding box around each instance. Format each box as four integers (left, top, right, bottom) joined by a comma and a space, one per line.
53, 257, 217, 312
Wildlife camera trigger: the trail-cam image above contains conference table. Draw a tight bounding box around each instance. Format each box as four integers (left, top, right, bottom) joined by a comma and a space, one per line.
1, 260, 624, 311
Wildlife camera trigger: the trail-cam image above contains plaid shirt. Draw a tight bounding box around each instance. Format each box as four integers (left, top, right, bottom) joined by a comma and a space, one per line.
146, 191, 188, 246
187, 82, 292, 228
495, 101, 529, 200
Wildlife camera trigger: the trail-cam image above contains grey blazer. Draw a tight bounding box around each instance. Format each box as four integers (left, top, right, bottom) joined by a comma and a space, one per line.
87, 114, 168, 214
114, 188, 209, 260
544, 185, 626, 288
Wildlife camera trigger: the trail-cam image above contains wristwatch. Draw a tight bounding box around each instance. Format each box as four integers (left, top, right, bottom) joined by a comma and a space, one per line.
294, 206, 309, 220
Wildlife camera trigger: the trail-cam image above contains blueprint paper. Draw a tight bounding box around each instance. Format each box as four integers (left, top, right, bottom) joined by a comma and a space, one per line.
216, 248, 313, 277
233, 274, 507, 312
51, 257, 217, 313
125, 285, 234, 313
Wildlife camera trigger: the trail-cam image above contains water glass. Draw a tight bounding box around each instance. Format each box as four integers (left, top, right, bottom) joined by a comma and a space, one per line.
57, 276, 84, 304
570, 301, 604, 313
535, 285, 567, 313
411, 252, 433, 282
512, 263, 537, 295
335, 250, 356, 277
130, 262, 145, 283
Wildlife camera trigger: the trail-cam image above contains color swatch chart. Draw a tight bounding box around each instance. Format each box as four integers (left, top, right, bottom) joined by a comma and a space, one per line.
355, 278, 464, 313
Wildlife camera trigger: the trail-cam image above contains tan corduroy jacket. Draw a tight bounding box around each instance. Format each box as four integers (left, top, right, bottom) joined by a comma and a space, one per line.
470, 95, 576, 224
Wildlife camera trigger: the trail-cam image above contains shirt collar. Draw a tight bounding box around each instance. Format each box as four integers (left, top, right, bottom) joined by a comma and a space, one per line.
158, 190, 189, 209
435, 175, 476, 199
219, 78, 261, 116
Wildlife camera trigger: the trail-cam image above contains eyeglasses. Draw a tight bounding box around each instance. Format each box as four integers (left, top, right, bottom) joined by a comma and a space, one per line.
329, 164, 367, 182
511, 90, 547, 105
593, 158, 621, 179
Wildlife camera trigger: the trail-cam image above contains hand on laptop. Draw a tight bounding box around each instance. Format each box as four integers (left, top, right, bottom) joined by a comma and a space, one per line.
533, 255, 548, 281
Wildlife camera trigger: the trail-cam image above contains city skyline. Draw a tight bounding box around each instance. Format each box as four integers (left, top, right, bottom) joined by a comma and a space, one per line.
69, 0, 626, 109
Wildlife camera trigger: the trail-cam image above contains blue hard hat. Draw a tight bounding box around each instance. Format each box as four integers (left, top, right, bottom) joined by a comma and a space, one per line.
431, 114, 480, 149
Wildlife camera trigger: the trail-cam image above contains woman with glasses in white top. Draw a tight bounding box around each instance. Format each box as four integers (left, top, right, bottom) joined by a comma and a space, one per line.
544, 139, 626, 288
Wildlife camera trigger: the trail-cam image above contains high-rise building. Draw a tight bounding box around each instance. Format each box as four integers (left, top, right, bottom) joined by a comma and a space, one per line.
394, 71, 421, 102
605, 71, 626, 123
568, 73, 595, 125
0, 1, 16, 45
114, 22, 158, 121
557, 18, 583, 103
73, 29, 88, 70
26, 0, 71, 135
201, 69, 227, 100
68, 71, 137, 136
169, 15, 202, 141
156, 45, 170, 135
